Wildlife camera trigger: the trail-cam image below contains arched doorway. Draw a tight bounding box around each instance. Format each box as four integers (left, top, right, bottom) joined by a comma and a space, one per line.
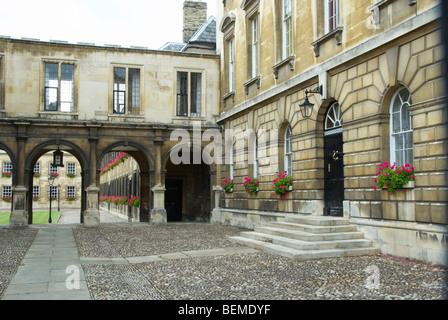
164, 148, 212, 222
324, 102, 344, 216
97, 142, 153, 223
26, 141, 89, 224
0, 146, 15, 224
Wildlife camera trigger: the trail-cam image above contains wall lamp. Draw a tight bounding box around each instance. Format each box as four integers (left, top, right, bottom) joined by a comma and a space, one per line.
299, 85, 323, 118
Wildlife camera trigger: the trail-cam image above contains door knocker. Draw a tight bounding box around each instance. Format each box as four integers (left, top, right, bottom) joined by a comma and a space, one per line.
332, 150, 343, 160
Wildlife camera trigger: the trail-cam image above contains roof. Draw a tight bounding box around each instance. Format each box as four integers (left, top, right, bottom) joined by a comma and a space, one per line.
188, 16, 216, 44
158, 16, 216, 52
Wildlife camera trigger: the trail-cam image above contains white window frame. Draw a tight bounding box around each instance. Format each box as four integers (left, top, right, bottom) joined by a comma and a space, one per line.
67, 186, 76, 198
33, 186, 40, 198
253, 135, 259, 178
2, 161, 12, 174
49, 186, 58, 199
390, 88, 414, 166
34, 162, 40, 174
284, 126, 292, 175
282, 0, 293, 59
251, 15, 260, 78
2, 186, 12, 198
67, 162, 76, 175
324, 0, 339, 34
228, 38, 235, 93
49, 164, 58, 175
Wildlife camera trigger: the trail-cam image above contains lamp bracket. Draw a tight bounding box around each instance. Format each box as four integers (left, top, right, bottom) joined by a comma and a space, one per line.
305, 85, 323, 96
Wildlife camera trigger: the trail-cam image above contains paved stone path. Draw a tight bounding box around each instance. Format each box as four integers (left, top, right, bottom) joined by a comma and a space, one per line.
2, 225, 91, 300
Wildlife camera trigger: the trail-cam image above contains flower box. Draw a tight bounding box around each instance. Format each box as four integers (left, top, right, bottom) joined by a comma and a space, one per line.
373, 162, 415, 195
2, 172, 12, 178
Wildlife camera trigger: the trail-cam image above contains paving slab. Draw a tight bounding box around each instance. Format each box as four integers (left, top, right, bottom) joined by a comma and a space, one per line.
2, 226, 92, 300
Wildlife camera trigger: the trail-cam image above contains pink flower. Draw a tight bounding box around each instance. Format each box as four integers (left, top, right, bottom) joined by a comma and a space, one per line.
397, 170, 402, 174
405, 163, 410, 167
373, 186, 377, 190
411, 175, 414, 179
283, 196, 286, 199
272, 193, 275, 196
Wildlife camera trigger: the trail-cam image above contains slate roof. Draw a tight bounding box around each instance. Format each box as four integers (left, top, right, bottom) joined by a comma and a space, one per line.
158, 16, 216, 52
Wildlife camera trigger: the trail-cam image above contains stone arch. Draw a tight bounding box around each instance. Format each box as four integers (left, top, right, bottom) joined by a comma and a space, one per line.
162, 142, 215, 222
0, 142, 17, 185
25, 139, 89, 224
97, 141, 154, 222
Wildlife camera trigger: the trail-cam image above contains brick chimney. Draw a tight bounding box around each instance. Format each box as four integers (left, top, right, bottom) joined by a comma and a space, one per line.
183, 0, 208, 43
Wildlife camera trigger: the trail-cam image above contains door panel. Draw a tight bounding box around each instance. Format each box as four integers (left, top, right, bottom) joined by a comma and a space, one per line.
165, 179, 183, 222
324, 133, 344, 216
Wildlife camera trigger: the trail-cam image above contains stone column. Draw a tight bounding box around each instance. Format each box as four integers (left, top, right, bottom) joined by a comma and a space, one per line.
210, 185, 223, 225
84, 125, 101, 226
139, 170, 150, 222
150, 128, 167, 225
150, 186, 167, 225
10, 122, 29, 228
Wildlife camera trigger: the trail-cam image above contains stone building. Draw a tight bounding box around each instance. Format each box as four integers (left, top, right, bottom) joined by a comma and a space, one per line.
0, 0, 220, 226
212, 0, 447, 265
0, 151, 82, 214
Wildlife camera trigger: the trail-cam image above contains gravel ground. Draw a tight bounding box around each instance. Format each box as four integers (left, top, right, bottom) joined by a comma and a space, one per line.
72, 223, 448, 300
0, 227, 38, 299
1, 221, 446, 301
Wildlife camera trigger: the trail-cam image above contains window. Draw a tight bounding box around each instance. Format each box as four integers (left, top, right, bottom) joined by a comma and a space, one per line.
282, 0, 293, 59
176, 71, 202, 117
49, 164, 58, 175
284, 126, 292, 175
33, 186, 40, 198
253, 135, 259, 178
44, 62, 75, 112
2, 186, 11, 198
49, 186, 58, 199
325, 0, 339, 34
67, 186, 76, 199
390, 88, 413, 166
2, 161, 12, 174
67, 163, 76, 176
228, 38, 235, 92
113, 67, 140, 114
250, 15, 260, 78
33, 162, 40, 174
325, 102, 343, 134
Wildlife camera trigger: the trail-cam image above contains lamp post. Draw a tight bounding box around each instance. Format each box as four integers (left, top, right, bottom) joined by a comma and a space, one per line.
58, 184, 61, 211
299, 85, 323, 118
48, 175, 55, 223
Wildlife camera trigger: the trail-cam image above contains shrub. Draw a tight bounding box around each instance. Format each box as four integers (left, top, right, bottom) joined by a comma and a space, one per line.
243, 177, 259, 194
272, 171, 293, 199
373, 162, 415, 195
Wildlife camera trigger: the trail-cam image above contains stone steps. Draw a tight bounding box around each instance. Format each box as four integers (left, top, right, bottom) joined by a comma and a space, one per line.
228, 214, 379, 261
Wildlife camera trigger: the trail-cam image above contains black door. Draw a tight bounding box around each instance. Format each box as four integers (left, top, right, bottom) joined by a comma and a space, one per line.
324, 132, 344, 216
165, 179, 183, 221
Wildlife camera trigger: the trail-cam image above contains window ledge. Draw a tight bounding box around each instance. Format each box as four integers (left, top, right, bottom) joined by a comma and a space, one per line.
108, 113, 145, 121
243, 76, 261, 95
272, 56, 295, 79
311, 26, 343, 57
172, 115, 206, 120
222, 91, 235, 108
38, 111, 79, 120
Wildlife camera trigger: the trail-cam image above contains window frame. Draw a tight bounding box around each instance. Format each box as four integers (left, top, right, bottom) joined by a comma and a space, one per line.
2, 186, 12, 198
67, 162, 76, 176
111, 65, 142, 115
0, 55, 4, 110
42, 60, 76, 113
67, 186, 76, 198
284, 126, 292, 176
324, 0, 339, 34
390, 87, 414, 166
2, 161, 12, 174
175, 70, 204, 118
282, 0, 293, 60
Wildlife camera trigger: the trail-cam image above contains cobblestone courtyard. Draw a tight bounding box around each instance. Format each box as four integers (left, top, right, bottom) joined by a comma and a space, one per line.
1, 209, 446, 301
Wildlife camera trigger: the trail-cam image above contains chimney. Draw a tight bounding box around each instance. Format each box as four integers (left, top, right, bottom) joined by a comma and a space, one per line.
183, 0, 208, 43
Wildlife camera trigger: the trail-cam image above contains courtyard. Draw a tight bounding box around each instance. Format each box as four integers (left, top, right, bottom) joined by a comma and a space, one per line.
0, 216, 446, 301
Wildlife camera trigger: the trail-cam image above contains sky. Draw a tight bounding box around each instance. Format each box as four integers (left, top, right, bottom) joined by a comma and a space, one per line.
0, 0, 217, 50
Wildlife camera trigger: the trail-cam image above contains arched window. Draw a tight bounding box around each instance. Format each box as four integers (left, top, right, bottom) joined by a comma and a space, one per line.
284, 125, 292, 175
253, 135, 259, 178
324, 102, 342, 134
390, 88, 413, 166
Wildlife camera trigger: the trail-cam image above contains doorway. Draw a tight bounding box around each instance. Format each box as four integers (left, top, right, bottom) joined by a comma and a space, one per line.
165, 179, 183, 222
324, 102, 344, 216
